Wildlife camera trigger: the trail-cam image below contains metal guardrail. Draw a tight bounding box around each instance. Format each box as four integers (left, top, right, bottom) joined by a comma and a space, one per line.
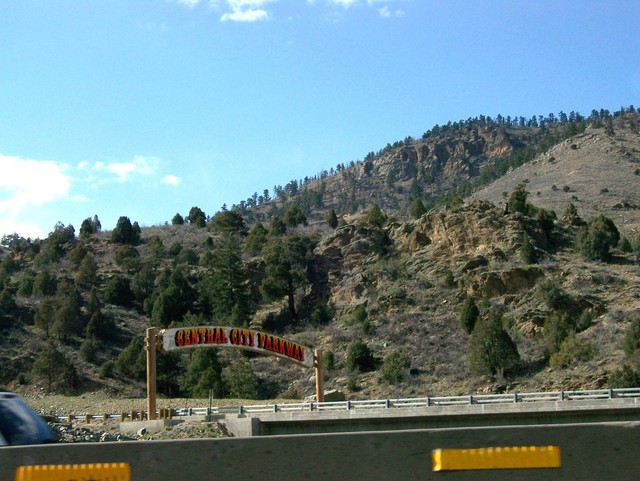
53, 388, 640, 422
171, 387, 640, 417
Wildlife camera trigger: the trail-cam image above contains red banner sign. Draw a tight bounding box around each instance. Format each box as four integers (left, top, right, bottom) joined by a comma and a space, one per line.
160, 326, 314, 368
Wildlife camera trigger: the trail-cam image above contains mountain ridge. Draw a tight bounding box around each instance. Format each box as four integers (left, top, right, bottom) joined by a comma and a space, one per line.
1, 106, 639, 403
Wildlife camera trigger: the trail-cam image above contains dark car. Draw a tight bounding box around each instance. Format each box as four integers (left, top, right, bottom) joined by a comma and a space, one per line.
0, 391, 57, 446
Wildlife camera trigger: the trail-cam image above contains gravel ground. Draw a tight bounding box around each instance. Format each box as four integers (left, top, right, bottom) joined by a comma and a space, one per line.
17, 391, 241, 443
47, 419, 232, 443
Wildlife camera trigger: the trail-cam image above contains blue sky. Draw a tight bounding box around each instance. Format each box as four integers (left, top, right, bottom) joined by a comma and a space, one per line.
1, 0, 639, 239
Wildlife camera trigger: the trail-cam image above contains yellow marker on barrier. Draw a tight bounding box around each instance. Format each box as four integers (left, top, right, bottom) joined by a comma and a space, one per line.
15, 462, 130, 481
432, 446, 561, 471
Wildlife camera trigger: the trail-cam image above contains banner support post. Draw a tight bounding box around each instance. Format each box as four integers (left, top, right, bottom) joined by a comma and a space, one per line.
146, 327, 157, 421
315, 349, 324, 403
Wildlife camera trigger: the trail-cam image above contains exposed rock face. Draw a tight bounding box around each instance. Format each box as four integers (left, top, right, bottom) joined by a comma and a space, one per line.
394, 201, 522, 259
316, 224, 390, 271
471, 267, 544, 298
367, 126, 517, 190
316, 201, 541, 316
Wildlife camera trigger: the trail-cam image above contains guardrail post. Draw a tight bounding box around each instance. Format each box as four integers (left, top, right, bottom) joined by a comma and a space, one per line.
238, 406, 244, 415
560, 391, 565, 401
346, 401, 351, 410
426, 397, 431, 407
85, 414, 91, 424
469, 396, 474, 405
385, 399, 390, 409
274, 404, 278, 413
609, 389, 614, 399
514, 393, 518, 403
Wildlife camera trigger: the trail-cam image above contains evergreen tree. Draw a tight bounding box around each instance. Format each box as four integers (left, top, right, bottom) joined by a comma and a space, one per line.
186, 206, 207, 227
84, 309, 116, 341
469, 313, 519, 377
520, 233, 537, 264
103, 275, 135, 307
31, 342, 76, 393
326, 209, 338, 229
268, 216, 287, 236
111, 216, 141, 245
346, 341, 376, 372
201, 234, 251, 326
382, 350, 410, 384
366, 204, 387, 227
543, 312, 574, 356
181, 349, 224, 398
623, 317, 640, 357
409, 199, 427, 219
244, 224, 268, 256
575, 214, 620, 261
131, 262, 156, 304
507, 184, 528, 214
260, 236, 310, 320
211, 210, 246, 235
459, 297, 480, 334
283, 204, 307, 227
151, 266, 196, 328
33, 269, 57, 297
224, 357, 259, 399
34, 298, 56, 338
75, 254, 98, 288
115, 337, 146, 380
171, 213, 185, 225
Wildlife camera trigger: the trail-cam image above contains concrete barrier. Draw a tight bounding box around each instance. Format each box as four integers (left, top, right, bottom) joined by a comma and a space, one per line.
1, 422, 640, 480
225, 397, 640, 436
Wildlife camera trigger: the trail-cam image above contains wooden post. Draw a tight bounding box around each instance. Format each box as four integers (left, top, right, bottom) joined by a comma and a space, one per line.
146, 327, 157, 421
314, 348, 324, 403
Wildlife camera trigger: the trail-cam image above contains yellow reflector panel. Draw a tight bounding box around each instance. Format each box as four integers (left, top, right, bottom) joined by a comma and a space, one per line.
15, 463, 130, 481
432, 446, 561, 471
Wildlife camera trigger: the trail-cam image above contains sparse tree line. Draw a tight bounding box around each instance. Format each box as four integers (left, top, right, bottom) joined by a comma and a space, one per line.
192, 105, 638, 226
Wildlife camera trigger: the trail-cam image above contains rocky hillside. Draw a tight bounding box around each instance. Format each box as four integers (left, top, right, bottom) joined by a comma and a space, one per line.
1, 107, 639, 403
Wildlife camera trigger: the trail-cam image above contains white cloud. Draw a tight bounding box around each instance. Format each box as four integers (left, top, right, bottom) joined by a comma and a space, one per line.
330, 0, 358, 7
162, 174, 182, 185
219, 0, 276, 22
378, 5, 403, 17
86, 156, 160, 183
221, 8, 270, 22
179, 0, 404, 21
0, 154, 72, 238
0, 155, 71, 208
177, 0, 202, 7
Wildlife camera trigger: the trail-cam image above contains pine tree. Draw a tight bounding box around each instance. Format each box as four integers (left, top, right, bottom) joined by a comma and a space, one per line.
182, 350, 224, 398
202, 234, 251, 326
32, 342, 75, 393
459, 297, 480, 334
575, 214, 620, 261
326, 209, 338, 229
224, 357, 259, 399
507, 184, 528, 214
260, 236, 310, 320
469, 313, 519, 377
409, 199, 427, 219
520, 233, 537, 264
